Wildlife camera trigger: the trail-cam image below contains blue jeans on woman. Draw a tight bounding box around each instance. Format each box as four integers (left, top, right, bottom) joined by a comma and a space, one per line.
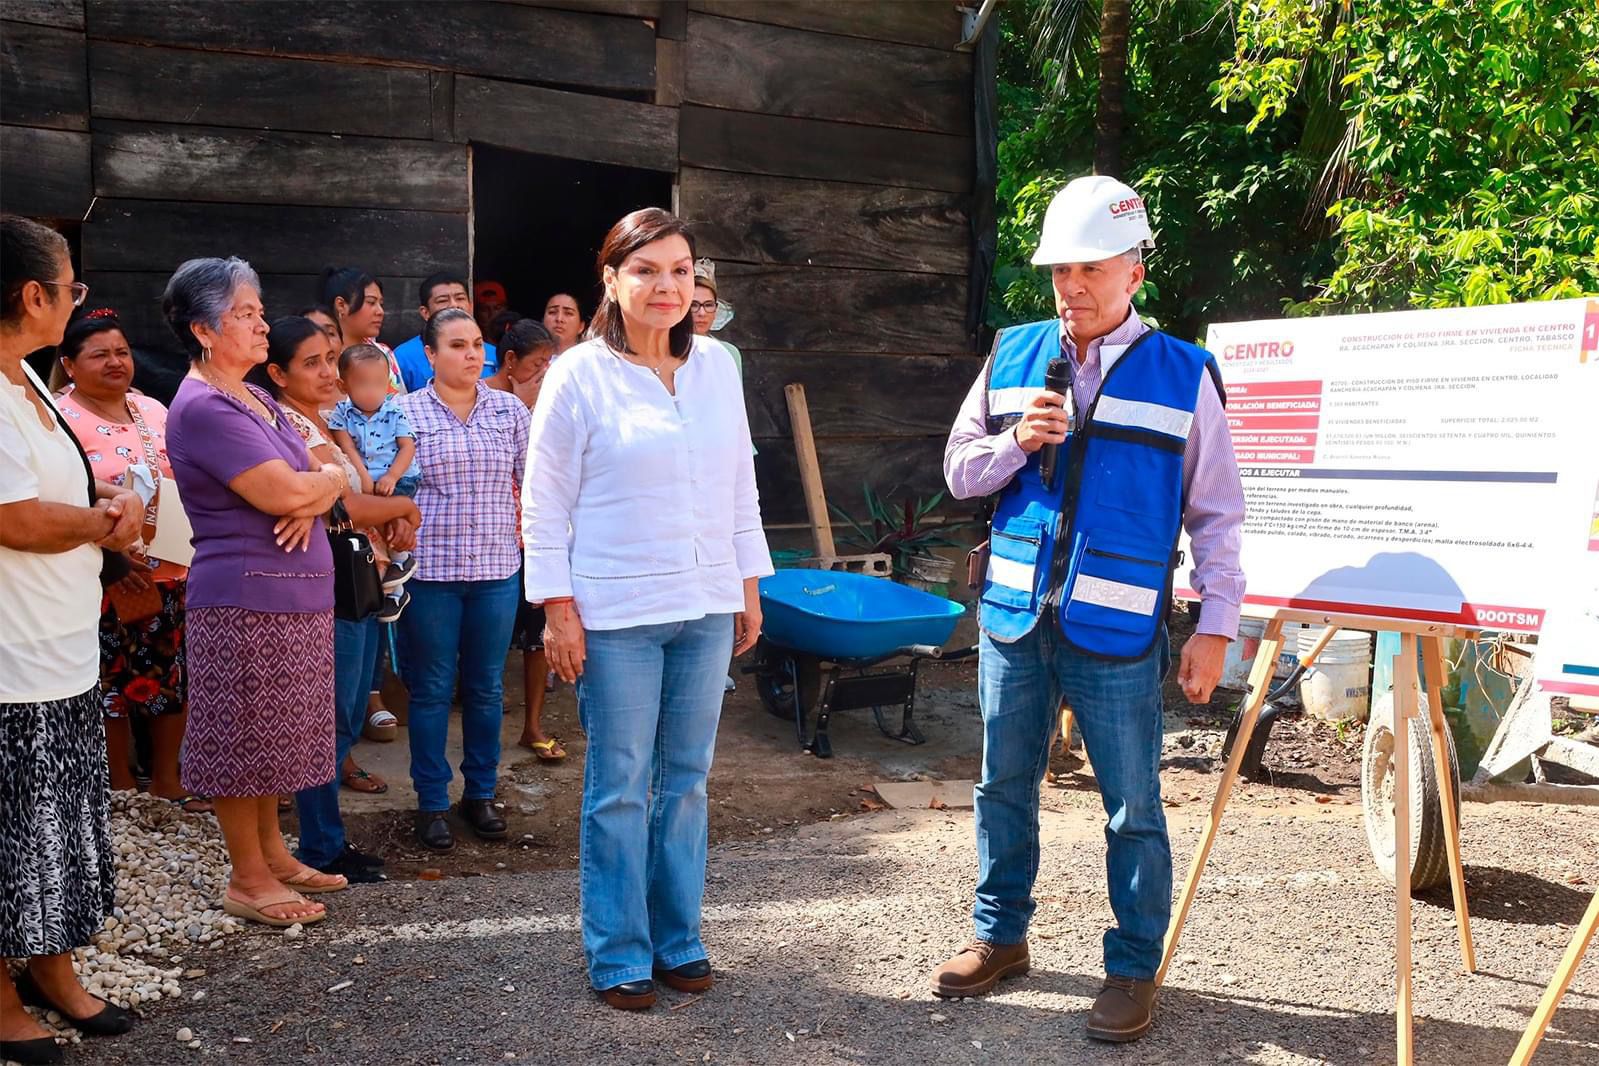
295, 615, 381, 868
577, 613, 733, 990
972, 618, 1172, 980
399, 575, 520, 812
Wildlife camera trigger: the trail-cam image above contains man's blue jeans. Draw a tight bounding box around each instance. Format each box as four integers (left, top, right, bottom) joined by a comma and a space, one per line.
399, 575, 520, 812
974, 617, 1172, 980
295, 615, 381, 868
575, 614, 733, 990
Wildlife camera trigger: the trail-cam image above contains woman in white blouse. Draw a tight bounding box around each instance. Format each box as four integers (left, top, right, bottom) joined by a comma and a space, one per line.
522, 208, 771, 1011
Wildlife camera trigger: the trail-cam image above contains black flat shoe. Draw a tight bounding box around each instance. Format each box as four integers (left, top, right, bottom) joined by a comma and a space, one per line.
0, 1036, 63, 1064
340, 842, 385, 868
316, 851, 388, 884
458, 798, 508, 840
597, 979, 656, 1011
653, 958, 714, 993
415, 809, 455, 852
14, 970, 133, 1037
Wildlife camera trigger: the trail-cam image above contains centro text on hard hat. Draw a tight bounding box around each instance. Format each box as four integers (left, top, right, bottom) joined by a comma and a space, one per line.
1031, 175, 1156, 266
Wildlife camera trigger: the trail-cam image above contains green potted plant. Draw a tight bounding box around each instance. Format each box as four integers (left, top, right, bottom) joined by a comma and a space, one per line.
831, 483, 970, 595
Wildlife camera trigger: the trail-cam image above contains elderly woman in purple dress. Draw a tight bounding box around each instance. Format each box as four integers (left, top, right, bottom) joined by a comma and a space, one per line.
162, 258, 349, 927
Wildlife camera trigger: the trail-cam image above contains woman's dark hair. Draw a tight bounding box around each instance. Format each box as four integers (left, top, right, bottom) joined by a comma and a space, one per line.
59, 308, 127, 361
162, 256, 261, 361
423, 306, 476, 351
248, 314, 325, 396
317, 266, 380, 316
590, 208, 696, 359
1, 214, 70, 323
500, 318, 554, 362
487, 308, 522, 347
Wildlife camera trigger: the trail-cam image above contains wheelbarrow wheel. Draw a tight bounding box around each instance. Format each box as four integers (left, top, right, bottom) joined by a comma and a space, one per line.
753, 644, 821, 730
1361, 691, 1461, 892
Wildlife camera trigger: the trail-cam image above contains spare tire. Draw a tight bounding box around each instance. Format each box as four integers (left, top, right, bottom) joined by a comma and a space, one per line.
1362, 690, 1461, 891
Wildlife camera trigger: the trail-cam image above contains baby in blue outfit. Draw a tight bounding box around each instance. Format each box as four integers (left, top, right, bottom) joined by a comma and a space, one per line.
330, 344, 419, 620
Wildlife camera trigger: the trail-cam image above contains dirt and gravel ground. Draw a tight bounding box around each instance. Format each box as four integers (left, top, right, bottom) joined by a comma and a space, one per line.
69, 618, 1599, 1064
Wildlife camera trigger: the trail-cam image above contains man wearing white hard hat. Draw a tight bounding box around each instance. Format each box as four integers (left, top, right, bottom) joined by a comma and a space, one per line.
932, 175, 1245, 1042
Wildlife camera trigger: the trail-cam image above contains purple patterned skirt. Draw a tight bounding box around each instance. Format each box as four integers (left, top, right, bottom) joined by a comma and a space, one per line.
182, 606, 335, 797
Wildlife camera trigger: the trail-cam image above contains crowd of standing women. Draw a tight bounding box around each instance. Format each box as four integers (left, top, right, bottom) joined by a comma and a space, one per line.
1, 206, 769, 1063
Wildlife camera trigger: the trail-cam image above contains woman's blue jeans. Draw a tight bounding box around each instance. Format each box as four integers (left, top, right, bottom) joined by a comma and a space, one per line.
399, 575, 520, 812
295, 615, 381, 868
973, 618, 1173, 980
576, 613, 733, 989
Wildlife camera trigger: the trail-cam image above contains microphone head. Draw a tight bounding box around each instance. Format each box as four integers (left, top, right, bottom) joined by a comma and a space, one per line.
1044, 356, 1071, 391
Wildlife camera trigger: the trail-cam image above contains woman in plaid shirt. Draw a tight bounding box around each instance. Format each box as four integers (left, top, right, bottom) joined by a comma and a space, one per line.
396, 308, 530, 853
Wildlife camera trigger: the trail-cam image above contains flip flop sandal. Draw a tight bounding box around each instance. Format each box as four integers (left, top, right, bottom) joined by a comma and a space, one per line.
222, 887, 326, 928
170, 794, 214, 814
341, 767, 389, 794
276, 866, 349, 894
521, 738, 568, 762
363, 708, 398, 742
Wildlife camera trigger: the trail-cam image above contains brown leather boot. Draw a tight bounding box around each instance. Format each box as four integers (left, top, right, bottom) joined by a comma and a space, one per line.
1085, 975, 1157, 1042
929, 940, 1030, 998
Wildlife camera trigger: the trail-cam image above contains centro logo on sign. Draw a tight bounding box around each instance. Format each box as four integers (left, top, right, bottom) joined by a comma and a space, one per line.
1108, 196, 1145, 217
1221, 340, 1296, 361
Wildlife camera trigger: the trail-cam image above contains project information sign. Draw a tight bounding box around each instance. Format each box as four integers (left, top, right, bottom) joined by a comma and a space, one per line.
1177, 298, 1599, 695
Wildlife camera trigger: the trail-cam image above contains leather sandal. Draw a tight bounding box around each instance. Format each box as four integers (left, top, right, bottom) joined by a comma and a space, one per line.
275, 865, 349, 894
340, 766, 389, 794
221, 887, 326, 928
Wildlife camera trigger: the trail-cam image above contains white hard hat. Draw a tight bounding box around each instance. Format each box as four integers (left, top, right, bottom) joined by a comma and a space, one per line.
1031, 175, 1156, 265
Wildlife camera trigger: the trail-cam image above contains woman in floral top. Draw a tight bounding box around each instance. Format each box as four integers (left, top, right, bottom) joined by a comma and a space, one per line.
56, 309, 202, 811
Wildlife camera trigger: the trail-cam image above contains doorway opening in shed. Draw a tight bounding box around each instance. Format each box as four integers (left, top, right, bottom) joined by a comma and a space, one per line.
470, 144, 673, 341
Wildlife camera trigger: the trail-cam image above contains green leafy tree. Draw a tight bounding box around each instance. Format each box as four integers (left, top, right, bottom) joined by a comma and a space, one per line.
992, 0, 1332, 339
1218, 0, 1599, 309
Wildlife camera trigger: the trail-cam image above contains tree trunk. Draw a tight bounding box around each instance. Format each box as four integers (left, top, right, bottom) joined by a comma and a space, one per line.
1093, 0, 1131, 177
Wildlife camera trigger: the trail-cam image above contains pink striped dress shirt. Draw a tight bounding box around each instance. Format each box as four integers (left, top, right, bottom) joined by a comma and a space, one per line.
943, 309, 1246, 639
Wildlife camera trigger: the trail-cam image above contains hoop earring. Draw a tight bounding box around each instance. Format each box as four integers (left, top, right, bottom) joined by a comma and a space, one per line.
201, 346, 212, 362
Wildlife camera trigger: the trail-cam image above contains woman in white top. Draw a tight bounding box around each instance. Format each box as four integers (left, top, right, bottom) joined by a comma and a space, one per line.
1, 215, 144, 1063
522, 208, 772, 1011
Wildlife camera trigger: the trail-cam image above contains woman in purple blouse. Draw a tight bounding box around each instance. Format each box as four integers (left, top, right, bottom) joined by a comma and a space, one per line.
162, 258, 349, 928
397, 308, 530, 852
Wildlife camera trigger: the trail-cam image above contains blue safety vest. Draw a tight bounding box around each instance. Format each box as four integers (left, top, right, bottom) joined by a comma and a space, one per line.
977, 319, 1223, 660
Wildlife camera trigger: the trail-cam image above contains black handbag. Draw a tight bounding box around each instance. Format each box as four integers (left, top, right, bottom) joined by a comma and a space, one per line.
326, 501, 384, 622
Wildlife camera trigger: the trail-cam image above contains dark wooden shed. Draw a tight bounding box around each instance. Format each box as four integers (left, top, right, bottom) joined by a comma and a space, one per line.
1, 0, 994, 524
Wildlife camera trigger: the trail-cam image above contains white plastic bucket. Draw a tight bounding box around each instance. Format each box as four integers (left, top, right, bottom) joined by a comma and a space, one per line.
1298, 628, 1373, 721
1219, 619, 1303, 690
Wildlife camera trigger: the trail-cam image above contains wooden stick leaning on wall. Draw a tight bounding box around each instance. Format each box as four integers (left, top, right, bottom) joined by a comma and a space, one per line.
784, 383, 836, 559
1508, 888, 1599, 1065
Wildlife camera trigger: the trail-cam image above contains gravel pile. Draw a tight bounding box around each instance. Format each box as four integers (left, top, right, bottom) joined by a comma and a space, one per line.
19, 790, 243, 1043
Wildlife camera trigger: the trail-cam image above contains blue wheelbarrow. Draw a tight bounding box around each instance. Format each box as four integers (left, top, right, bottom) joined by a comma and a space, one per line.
747, 569, 975, 758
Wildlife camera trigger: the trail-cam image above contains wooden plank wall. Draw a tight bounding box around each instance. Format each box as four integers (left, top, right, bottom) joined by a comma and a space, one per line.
1, 0, 981, 526
676, 1, 980, 522
1, 1, 668, 356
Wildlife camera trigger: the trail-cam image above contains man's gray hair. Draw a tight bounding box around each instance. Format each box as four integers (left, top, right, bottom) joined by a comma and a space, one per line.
1123, 246, 1144, 265
161, 256, 261, 360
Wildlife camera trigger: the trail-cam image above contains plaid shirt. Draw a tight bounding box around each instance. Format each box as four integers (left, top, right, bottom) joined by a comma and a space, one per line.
399, 384, 530, 582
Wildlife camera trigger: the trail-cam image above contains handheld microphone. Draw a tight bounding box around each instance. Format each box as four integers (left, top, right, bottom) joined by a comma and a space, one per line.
1038, 356, 1072, 491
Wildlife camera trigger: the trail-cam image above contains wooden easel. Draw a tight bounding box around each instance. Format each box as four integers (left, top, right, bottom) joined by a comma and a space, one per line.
1159, 614, 1477, 1066
1508, 888, 1599, 1064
